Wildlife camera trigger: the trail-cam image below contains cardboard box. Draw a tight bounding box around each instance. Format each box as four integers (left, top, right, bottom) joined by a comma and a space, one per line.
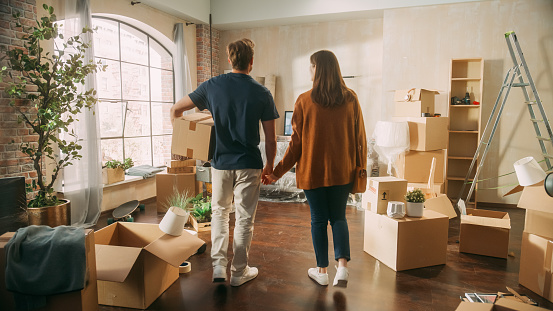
171, 113, 215, 162
392, 117, 449, 151
102, 167, 125, 185
524, 209, 553, 240
361, 176, 408, 214
519, 232, 553, 303
0, 230, 98, 311
517, 181, 553, 214
460, 208, 510, 258
156, 173, 199, 212
407, 182, 444, 198
393, 89, 439, 117
363, 209, 448, 271
395, 149, 446, 183
424, 194, 457, 219
167, 159, 197, 167
456, 297, 550, 311
167, 166, 196, 174
95, 222, 204, 309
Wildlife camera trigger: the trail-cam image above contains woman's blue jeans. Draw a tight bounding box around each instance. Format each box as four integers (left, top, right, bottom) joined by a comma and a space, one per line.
304, 183, 352, 268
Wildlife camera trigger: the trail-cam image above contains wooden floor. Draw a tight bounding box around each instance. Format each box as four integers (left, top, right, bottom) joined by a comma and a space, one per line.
95, 199, 553, 311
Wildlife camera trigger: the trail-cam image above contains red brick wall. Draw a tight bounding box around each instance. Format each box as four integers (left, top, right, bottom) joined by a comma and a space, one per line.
0, 0, 39, 187
196, 24, 220, 86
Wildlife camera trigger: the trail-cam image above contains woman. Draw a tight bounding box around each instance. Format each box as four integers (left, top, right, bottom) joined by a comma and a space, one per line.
264, 50, 367, 287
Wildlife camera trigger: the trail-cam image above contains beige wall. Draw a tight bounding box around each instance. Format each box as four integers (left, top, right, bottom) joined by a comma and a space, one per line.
383, 0, 553, 204
219, 19, 384, 137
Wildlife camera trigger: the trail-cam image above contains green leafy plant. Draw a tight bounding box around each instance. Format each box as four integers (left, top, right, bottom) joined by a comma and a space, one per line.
1, 5, 105, 207
405, 189, 426, 203
164, 188, 194, 212
190, 193, 211, 223
105, 158, 134, 170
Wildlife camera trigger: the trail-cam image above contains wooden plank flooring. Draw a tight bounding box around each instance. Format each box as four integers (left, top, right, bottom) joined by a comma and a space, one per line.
95, 200, 553, 311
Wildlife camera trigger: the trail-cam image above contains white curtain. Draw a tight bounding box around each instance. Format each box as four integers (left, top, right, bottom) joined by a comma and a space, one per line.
173, 23, 194, 111
58, 0, 102, 227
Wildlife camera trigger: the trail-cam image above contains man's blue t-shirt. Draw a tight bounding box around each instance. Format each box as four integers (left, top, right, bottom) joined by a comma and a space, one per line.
188, 73, 279, 170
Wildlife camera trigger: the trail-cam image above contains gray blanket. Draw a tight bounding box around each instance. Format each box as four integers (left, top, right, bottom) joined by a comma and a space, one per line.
4, 225, 85, 310
127, 165, 164, 179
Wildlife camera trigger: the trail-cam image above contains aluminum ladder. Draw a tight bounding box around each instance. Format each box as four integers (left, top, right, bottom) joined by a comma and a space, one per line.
456, 31, 553, 213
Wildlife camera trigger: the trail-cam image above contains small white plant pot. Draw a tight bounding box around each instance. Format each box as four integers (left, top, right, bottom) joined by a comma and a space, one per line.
159, 206, 190, 236
406, 202, 424, 217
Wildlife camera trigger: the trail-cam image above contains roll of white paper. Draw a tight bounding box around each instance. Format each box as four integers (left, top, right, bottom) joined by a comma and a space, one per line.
514, 156, 546, 186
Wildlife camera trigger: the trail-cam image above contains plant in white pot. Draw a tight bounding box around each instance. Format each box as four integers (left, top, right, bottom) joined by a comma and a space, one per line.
0, 5, 105, 226
405, 189, 425, 217
159, 188, 195, 236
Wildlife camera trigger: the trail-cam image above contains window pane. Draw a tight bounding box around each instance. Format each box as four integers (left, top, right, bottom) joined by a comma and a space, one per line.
150, 68, 173, 102
120, 23, 148, 66
124, 101, 151, 137
93, 19, 119, 60
124, 137, 152, 166
150, 39, 172, 70
151, 102, 173, 135
101, 138, 123, 164
121, 63, 149, 101
153, 135, 172, 166
96, 58, 121, 99
99, 101, 123, 138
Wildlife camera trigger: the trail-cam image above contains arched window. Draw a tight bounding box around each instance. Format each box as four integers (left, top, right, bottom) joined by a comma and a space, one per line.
92, 17, 174, 167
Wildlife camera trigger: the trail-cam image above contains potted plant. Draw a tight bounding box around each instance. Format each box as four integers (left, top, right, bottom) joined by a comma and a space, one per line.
159, 188, 195, 236
0, 5, 105, 226
405, 189, 426, 217
102, 158, 134, 185
190, 193, 212, 232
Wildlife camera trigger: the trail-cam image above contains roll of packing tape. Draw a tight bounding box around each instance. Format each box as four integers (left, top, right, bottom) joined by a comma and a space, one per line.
179, 261, 191, 274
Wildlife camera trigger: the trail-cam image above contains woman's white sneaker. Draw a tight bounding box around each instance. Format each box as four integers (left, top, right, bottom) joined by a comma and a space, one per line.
308, 268, 329, 286
333, 266, 348, 287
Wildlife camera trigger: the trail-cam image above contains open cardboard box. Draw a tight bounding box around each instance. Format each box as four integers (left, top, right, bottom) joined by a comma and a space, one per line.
94, 222, 204, 309
393, 89, 439, 117
392, 116, 449, 151
456, 297, 550, 311
363, 209, 448, 271
424, 194, 457, 219
460, 208, 510, 258
171, 112, 215, 162
524, 209, 553, 240
519, 232, 553, 303
517, 181, 553, 214
361, 176, 407, 214
0, 230, 98, 311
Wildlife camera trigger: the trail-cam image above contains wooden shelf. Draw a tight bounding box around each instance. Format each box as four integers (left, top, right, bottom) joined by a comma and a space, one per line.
451, 78, 481, 81
449, 130, 479, 134
449, 105, 480, 108
447, 176, 474, 181
448, 156, 474, 160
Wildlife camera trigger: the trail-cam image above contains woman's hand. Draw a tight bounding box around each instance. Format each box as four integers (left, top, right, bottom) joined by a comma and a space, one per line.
262, 173, 279, 185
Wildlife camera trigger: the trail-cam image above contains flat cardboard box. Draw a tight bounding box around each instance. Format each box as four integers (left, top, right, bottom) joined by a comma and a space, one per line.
519, 232, 553, 303
517, 181, 553, 213
0, 230, 98, 311
524, 209, 553, 240
361, 176, 408, 214
95, 222, 204, 309
171, 112, 215, 162
363, 209, 448, 271
395, 149, 446, 183
156, 172, 199, 212
460, 208, 510, 258
424, 194, 457, 219
167, 159, 197, 167
167, 166, 196, 174
102, 167, 125, 185
456, 297, 550, 311
392, 117, 449, 151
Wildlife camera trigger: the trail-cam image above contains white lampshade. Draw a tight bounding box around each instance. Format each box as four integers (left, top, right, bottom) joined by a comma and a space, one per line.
159, 206, 190, 236
514, 156, 546, 186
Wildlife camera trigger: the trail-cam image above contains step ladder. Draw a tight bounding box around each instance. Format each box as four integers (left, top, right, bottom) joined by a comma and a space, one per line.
456, 31, 553, 213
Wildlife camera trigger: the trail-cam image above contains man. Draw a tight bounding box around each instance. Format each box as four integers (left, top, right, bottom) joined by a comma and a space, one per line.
170, 38, 278, 286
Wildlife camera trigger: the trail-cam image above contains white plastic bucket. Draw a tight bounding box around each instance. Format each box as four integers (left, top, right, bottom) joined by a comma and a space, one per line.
159, 206, 190, 236
514, 156, 546, 186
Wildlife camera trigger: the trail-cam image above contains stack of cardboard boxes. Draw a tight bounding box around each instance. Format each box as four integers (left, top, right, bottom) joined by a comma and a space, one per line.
156, 159, 202, 212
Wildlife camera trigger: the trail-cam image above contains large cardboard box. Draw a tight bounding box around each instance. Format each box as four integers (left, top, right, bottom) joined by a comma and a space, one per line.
172, 113, 215, 162
519, 232, 553, 303
407, 182, 444, 198
0, 230, 98, 311
392, 117, 449, 151
395, 149, 446, 183
459, 208, 510, 258
456, 297, 550, 311
524, 209, 553, 240
393, 89, 439, 117
95, 222, 204, 309
156, 172, 199, 212
517, 181, 553, 214
361, 176, 408, 214
363, 209, 448, 271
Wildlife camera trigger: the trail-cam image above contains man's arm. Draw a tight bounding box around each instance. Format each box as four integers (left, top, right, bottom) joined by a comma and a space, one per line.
170, 95, 196, 125
261, 119, 276, 183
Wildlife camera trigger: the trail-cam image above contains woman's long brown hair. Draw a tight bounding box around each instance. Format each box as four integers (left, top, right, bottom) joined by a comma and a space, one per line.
310, 50, 354, 108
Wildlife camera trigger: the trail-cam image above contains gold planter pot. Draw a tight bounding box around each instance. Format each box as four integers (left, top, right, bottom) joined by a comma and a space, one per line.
27, 199, 71, 227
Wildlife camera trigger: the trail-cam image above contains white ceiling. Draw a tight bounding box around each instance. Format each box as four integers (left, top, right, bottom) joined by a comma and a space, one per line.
137, 0, 487, 30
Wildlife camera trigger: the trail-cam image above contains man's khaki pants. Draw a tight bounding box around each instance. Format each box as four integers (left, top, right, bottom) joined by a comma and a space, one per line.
210, 168, 262, 275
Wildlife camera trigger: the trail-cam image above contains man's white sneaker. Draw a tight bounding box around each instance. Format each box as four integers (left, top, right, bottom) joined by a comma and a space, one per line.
333, 266, 348, 287
308, 268, 329, 286
230, 266, 258, 286
213, 265, 227, 282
